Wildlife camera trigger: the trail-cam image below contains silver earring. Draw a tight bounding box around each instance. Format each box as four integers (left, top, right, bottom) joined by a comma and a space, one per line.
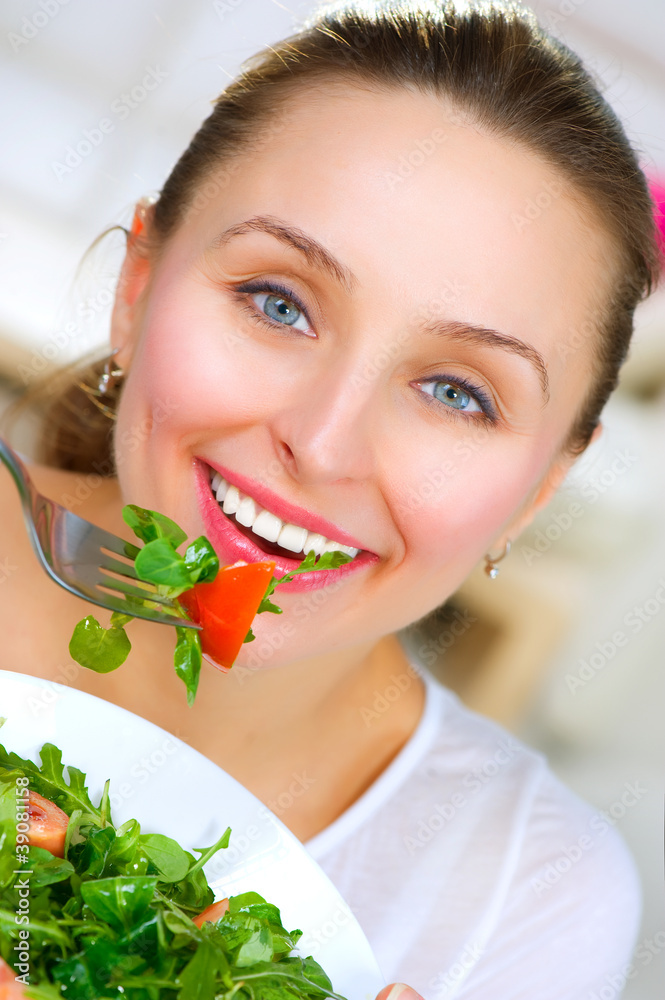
97, 348, 124, 395
484, 539, 511, 580
78, 348, 125, 420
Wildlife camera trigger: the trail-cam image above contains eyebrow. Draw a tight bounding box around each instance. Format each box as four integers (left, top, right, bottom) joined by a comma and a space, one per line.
211, 214, 357, 295
422, 319, 550, 402
212, 214, 550, 401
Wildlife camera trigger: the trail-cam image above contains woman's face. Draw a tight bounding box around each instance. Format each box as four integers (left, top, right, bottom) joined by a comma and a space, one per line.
112, 83, 612, 667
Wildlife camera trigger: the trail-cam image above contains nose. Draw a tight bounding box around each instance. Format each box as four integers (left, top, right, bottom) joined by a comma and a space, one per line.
268, 357, 379, 486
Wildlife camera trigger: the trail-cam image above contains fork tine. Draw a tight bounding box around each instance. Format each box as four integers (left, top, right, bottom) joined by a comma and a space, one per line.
90, 588, 200, 628
97, 570, 181, 607
99, 555, 141, 581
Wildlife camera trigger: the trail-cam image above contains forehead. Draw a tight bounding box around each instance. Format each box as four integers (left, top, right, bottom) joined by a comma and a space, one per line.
185, 82, 614, 378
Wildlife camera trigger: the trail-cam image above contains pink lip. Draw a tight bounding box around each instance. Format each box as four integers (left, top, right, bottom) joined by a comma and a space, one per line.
193, 458, 378, 592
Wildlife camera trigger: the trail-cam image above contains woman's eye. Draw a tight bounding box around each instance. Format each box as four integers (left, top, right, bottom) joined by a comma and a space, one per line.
250, 292, 310, 332
419, 379, 485, 415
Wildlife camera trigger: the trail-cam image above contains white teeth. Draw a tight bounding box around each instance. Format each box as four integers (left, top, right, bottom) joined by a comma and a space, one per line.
235, 495, 257, 527
278, 523, 309, 553
223, 485, 240, 515
252, 509, 283, 543
208, 467, 360, 559
303, 532, 327, 557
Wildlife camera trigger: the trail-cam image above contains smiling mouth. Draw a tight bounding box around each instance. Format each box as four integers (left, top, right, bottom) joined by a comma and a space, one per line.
205, 466, 361, 563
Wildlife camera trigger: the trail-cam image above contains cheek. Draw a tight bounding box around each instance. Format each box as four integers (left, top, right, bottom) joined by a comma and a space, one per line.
390, 423, 543, 569
115, 285, 286, 466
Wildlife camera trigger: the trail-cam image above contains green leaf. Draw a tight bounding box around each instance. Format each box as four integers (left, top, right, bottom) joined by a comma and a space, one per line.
141, 834, 191, 882
69, 614, 131, 672
189, 827, 232, 875
122, 504, 188, 548
173, 626, 202, 707
242, 626, 255, 643
176, 938, 220, 1000
184, 536, 219, 584
25, 847, 75, 888
80, 875, 158, 933
0, 742, 102, 822
235, 923, 273, 967
258, 548, 354, 615
135, 538, 194, 594
228, 892, 267, 913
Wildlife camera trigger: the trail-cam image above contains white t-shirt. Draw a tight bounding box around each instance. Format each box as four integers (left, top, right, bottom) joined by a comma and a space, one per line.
305, 665, 641, 999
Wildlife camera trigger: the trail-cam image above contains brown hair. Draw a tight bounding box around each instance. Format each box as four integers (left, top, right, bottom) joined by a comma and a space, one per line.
23, 0, 661, 472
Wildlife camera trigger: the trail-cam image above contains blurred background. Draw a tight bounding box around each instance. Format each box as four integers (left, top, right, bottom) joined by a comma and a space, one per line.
0, 0, 663, 995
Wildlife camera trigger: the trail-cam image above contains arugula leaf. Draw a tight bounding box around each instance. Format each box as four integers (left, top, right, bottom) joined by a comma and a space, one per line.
0, 742, 102, 822
183, 537, 219, 585
0, 741, 350, 1000
69, 505, 355, 707
68, 613, 132, 672
258, 549, 353, 614
135, 538, 195, 595
123, 504, 188, 548
141, 834, 191, 883
174, 626, 203, 707
81, 876, 159, 933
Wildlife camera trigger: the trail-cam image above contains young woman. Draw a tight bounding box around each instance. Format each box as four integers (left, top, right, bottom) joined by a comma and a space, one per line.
1, 2, 660, 997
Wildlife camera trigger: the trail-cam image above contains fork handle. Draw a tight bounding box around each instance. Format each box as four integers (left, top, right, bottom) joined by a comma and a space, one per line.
0, 438, 34, 506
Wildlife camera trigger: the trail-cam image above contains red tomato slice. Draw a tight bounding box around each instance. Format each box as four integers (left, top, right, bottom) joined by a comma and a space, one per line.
27, 790, 69, 858
192, 897, 230, 927
0, 958, 30, 998
179, 561, 275, 670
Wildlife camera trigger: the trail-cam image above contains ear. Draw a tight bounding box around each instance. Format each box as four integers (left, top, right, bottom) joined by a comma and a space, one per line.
109, 200, 155, 368
490, 421, 604, 551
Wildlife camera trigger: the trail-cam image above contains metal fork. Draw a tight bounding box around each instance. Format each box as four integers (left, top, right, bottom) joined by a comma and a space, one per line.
0, 438, 199, 629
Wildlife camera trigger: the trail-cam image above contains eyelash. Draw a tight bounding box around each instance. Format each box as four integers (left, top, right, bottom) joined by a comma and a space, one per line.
232, 279, 497, 424
417, 375, 498, 425
232, 279, 314, 335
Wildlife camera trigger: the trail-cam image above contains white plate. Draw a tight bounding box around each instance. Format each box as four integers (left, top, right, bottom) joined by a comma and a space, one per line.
0, 670, 385, 1000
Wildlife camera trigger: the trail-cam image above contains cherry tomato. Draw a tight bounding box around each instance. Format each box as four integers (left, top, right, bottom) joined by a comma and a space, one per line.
26, 790, 69, 858
179, 561, 275, 670
0, 956, 32, 997
192, 898, 230, 927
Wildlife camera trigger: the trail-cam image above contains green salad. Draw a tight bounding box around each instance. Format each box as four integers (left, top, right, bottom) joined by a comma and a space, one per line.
0, 741, 347, 1000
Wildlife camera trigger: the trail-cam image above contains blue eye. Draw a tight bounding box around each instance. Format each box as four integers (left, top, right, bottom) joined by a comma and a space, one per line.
235, 280, 314, 336
418, 377, 495, 420
431, 381, 480, 412
258, 292, 302, 326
